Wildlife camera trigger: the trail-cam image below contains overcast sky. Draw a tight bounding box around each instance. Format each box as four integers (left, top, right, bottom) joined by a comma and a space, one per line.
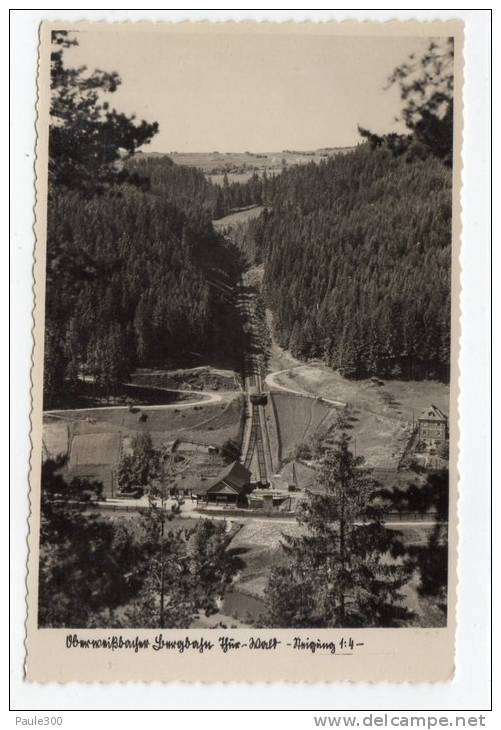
65, 29, 431, 153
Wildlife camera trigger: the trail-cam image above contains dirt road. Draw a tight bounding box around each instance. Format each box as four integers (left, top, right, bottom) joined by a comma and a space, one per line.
44, 384, 224, 416
265, 367, 346, 408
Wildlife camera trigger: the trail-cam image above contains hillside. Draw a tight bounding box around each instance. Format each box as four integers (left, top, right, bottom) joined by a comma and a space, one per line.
44, 175, 244, 409
127, 154, 263, 220
238, 144, 452, 382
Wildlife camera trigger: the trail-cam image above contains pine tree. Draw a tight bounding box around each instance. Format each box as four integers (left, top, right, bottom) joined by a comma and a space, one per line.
49, 31, 158, 191
265, 434, 411, 627
122, 503, 235, 629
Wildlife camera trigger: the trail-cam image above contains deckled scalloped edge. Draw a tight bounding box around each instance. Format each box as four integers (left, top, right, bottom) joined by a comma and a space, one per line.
24, 15, 465, 687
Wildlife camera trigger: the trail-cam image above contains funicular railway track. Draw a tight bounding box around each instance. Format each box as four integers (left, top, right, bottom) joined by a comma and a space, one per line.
243, 373, 270, 485
237, 274, 273, 486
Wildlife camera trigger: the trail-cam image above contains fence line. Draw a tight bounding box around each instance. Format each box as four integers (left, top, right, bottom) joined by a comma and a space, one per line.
87, 501, 441, 523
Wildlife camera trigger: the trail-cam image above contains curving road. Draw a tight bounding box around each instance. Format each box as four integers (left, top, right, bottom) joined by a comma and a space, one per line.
265, 367, 346, 408
44, 383, 225, 416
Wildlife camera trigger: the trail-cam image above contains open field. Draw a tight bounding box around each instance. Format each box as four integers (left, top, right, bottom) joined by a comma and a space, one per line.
212, 205, 264, 231
264, 399, 280, 473
274, 364, 449, 422
43, 394, 245, 497
162, 148, 357, 185
101, 511, 200, 535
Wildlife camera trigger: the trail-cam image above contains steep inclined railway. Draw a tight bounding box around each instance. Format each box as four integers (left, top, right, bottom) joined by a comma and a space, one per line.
237, 274, 273, 485
242, 373, 272, 485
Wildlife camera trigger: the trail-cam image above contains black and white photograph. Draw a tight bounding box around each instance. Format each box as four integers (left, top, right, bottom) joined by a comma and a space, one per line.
36, 24, 458, 633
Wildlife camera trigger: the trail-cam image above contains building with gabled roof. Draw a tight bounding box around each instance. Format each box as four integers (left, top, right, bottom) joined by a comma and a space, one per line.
418, 404, 448, 443
189, 460, 252, 504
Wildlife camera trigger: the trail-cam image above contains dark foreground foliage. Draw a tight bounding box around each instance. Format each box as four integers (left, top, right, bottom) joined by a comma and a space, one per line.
265, 435, 413, 628
38, 458, 237, 628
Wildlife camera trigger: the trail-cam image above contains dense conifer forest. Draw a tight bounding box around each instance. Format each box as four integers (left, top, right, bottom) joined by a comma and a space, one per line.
237, 145, 452, 381
127, 154, 263, 220
44, 177, 244, 408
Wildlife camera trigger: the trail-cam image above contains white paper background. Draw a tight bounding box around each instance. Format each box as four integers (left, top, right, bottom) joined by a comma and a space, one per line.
9, 5, 492, 715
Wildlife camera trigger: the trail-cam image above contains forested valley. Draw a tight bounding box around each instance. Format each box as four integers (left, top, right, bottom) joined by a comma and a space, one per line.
45, 141, 453, 410
44, 32, 453, 412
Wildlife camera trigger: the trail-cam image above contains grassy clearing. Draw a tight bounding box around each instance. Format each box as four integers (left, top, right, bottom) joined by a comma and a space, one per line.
267, 310, 301, 373
179, 395, 244, 446
69, 432, 121, 467
45, 381, 196, 411
101, 512, 200, 535
212, 206, 264, 231
270, 392, 334, 462
167, 149, 356, 180
273, 364, 449, 469
279, 365, 449, 422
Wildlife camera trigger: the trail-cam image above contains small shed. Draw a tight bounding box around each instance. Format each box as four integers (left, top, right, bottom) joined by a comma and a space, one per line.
68, 432, 122, 497
418, 405, 448, 443
190, 461, 252, 505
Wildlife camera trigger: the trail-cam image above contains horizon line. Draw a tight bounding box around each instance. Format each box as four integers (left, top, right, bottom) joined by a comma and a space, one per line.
137, 143, 362, 155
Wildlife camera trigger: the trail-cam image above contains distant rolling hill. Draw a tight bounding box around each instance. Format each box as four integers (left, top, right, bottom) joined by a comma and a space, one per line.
136, 147, 357, 184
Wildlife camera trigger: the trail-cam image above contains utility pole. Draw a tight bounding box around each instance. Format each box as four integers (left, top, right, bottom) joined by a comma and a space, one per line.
158, 449, 175, 628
